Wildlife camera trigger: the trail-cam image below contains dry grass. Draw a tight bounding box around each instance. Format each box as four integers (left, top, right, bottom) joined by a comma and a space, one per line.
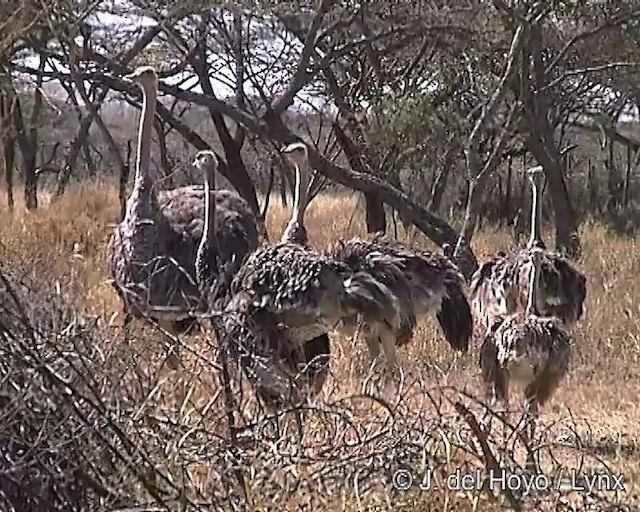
1, 182, 640, 510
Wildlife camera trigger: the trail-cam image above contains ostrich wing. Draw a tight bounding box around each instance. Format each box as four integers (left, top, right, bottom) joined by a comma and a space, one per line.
326, 237, 415, 344
230, 243, 399, 330
471, 248, 586, 330
365, 234, 473, 352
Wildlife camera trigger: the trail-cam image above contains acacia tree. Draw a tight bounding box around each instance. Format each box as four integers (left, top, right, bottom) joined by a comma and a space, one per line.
1, 1, 49, 209
494, 1, 640, 255
6, 0, 640, 262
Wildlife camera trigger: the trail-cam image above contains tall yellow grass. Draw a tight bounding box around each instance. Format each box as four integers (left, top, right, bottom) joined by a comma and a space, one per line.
1, 182, 640, 508
2, 182, 640, 376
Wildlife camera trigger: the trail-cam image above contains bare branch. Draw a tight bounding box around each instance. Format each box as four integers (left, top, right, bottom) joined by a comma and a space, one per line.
466, 23, 524, 180
546, 6, 640, 73
543, 62, 640, 91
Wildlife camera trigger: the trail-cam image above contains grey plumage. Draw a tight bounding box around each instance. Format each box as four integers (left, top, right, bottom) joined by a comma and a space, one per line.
325, 236, 415, 367
192, 151, 260, 307
106, 67, 258, 333
159, 185, 258, 262
326, 233, 472, 369
470, 166, 586, 333
479, 247, 571, 447
230, 243, 400, 330
471, 248, 586, 333
218, 291, 308, 408
217, 143, 401, 407
479, 312, 570, 409
369, 234, 472, 351
219, 241, 400, 408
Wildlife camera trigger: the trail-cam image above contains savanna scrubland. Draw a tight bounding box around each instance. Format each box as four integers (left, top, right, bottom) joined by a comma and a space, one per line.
1, 188, 639, 510
3, 0, 640, 510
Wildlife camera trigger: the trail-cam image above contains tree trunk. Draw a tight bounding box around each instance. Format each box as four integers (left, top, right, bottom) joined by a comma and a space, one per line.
622, 146, 635, 208
54, 103, 98, 198
191, 40, 260, 219
12, 96, 38, 210
458, 178, 488, 248
522, 22, 580, 257
3, 134, 14, 211
527, 134, 580, 256
23, 152, 37, 210
587, 159, 598, 213
261, 164, 276, 220
1, 93, 14, 211
512, 176, 528, 243
82, 140, 96, 176
364, 191, 386, 233
605, 138, 623, 214
331, 120, 388, 234
119, 140, 132, 222
503, 155, 512, 222
154, 118, 173, 187
279, 170, 288, 207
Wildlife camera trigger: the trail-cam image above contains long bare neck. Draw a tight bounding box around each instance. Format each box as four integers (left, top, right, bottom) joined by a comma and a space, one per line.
203, 164, 216, 246
526, 253, 540, 316
527, 177, 543, 249
291, 156, 309, 226
196, 163, 217, 293
133, 81, 157, 193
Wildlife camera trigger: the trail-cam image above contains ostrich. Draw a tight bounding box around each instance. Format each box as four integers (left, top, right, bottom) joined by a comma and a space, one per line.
275, 141, 472, 371
192, 150, 260, 306
479, 246, 571, 468
470, 166, 586, 334
194, 147, 332, 401
279, 142, 414, 376
106, 66, 259, 334
215, 144, 402, 408
278, 142, 332, 395
193, 142, 332, 405
327, 234, 473, 371
218, 242, 400, 408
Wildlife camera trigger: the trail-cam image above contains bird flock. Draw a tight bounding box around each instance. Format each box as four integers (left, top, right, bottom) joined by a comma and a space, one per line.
106, 67, 587, 439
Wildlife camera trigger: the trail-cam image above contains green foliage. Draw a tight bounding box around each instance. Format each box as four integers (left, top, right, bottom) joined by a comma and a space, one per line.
362, 87, 464, 176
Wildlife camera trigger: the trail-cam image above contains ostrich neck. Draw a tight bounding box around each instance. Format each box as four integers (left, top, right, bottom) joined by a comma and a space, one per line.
132, 82, 157, 194
526, 254, 540, 316
196, 164, 216, 293
290, 159, 309, 226
527, 179, 542, 249
203, 166, 216, 248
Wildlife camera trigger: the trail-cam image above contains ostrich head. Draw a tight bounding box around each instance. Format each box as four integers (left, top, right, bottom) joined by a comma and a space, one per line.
281, 141, 309, 171
526, 165, 544, 187
192, 150, 219, 177
123, 66, 158, 89
281, 141, 311, 246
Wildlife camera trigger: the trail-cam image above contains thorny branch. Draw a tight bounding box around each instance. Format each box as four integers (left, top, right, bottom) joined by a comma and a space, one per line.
0, 267, 631, 509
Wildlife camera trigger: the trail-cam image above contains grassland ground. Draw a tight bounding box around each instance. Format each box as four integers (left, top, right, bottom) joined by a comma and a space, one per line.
1, 181, 639, 510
